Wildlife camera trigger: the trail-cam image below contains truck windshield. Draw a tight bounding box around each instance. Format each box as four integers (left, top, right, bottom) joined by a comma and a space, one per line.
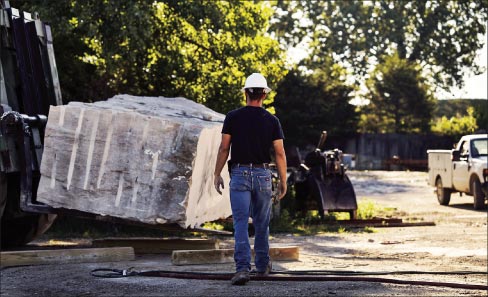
471, 138, 487, 157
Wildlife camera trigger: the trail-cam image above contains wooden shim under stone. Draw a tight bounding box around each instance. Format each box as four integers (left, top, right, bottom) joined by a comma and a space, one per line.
171, 246, 299, 265
36, 95, 232, 228
0, 247, 134, 267
92, 238, 219, 254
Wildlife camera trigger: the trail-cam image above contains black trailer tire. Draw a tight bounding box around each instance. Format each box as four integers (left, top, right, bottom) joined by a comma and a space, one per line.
1, 214, 56, 248
472, 178, 486, 210
0, 173, 56, 248
436, 177, 451, 205
0, 173, 7, 224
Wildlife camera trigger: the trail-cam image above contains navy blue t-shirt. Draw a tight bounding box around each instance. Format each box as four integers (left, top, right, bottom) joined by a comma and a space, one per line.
222, 106, 284, 164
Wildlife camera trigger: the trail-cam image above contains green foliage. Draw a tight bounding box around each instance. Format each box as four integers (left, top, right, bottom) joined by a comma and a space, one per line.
358, 53, 435, 133
267, 196, 394, 235
271, 210, 345, 235
431, 107, 479, 137
271, 213, 342, 235
269, 209, 295, 233
16, 0, 486, 121
275, 66, 358, 147
356, 200, 381, 219
363, 226, 377, 233
473, 102, 488, 131
435, 99, 488, 131
272, 1, 488, 90
18, 0, 287, 113
435, 99, 479, 117
17, 0, 106, 103
201, 221, 224, 231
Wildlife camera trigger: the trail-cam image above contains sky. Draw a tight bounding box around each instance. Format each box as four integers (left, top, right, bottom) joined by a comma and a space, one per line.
436, 38, 487, 100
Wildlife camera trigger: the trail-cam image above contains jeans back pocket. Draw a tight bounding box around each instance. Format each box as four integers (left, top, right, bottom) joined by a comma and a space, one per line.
256, 174, 272, 192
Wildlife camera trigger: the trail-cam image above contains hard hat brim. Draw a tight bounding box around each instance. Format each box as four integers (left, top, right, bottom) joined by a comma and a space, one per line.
241, 87, 271, 93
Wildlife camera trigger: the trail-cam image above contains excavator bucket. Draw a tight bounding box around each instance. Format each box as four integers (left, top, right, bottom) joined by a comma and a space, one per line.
310, 174, 357, 213
286, 131, 358, 219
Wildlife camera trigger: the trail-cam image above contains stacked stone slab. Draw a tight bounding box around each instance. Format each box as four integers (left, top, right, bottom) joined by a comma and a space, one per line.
37, 95, 231, 228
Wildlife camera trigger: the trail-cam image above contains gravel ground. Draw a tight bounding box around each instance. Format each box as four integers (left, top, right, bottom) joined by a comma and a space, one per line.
1, 170, 487, 296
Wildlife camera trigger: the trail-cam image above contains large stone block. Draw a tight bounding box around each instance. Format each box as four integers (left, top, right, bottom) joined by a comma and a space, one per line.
37, 95, 231, 228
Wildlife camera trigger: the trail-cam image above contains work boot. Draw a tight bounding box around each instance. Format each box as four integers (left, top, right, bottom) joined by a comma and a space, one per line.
256, 260, 272, 276
231, 271, 250, 285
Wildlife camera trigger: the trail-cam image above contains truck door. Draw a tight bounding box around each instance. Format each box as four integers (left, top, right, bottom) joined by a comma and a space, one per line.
452, 140, 470, 192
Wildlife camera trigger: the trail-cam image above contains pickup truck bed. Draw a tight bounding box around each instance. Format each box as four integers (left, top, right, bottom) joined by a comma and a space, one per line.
427, 134, 487, 210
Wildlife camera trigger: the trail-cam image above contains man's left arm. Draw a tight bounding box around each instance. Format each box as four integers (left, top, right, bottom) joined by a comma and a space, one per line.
273, 139, 287, 200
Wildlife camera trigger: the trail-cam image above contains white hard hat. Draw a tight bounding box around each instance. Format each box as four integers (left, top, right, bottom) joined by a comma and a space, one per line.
241, 73, 271, 93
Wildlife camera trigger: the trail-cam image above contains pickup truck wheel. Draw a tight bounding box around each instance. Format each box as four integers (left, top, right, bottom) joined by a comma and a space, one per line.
436, 177, 451, 205
472, 178, 486, 210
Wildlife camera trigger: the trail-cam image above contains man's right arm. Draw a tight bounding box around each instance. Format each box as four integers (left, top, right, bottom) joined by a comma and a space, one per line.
213, 133, 231, 195
273, 139, 287, 200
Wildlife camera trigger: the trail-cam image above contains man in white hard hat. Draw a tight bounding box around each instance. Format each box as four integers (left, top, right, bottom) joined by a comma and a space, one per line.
213, 73, 287, 285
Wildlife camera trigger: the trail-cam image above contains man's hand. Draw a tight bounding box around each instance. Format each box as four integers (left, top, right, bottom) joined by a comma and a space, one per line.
213, 134, 230, 196
214, 175, 224, 195
278, 180, 287, 200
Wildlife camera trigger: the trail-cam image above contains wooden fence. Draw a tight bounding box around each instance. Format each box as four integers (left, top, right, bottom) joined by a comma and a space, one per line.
324, 133, 455, 171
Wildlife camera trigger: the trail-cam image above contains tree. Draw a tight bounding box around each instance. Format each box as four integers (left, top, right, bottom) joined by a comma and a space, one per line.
434, 99, 488, 131
271, 0, 487, 92
18, 1, 287, 114
358, 53, 435, 133
431, 107, 479, 138
275, 62, 358, 147
472, 100, 488, 131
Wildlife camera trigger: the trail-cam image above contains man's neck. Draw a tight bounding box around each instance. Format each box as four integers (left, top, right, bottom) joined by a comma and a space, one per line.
246, 99, 263, 107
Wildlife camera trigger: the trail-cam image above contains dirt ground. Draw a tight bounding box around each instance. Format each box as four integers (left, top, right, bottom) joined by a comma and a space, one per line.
1, 170, 487, 296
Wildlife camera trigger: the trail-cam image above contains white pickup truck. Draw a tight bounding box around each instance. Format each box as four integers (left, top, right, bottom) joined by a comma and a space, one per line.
427, 134, 488, 210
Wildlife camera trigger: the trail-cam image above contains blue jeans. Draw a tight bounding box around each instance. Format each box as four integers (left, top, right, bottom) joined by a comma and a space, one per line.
229, 166, 272, 273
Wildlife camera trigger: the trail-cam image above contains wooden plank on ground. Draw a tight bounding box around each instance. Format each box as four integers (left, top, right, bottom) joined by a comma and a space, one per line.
334, 220, 436, 228
268, 246, 299, 261
171, 246, 299, 265
172, 249, 234, 266
376, 222, 436, 227
0, 247, 134, 267
91, 238, 219, 254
